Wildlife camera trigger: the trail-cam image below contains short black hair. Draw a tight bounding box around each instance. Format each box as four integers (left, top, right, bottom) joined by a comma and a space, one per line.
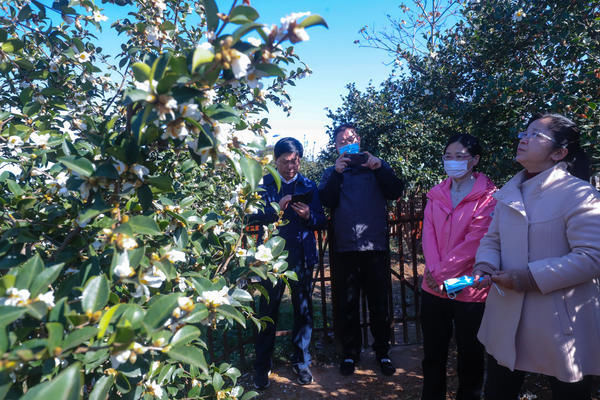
444, 133, 482, 157
333, 123, 357, 142
274, 137, 303, 159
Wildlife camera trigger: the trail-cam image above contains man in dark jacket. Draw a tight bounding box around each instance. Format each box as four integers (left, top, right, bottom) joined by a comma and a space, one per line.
318, 124, 404, 377
250, 137, 326, 390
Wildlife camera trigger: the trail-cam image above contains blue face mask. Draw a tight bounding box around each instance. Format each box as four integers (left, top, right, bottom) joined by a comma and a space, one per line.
339, 143, 360, 154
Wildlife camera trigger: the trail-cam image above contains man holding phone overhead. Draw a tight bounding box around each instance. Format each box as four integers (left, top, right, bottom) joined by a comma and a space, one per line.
318, 124, 404, 377
249, 137, 326, 390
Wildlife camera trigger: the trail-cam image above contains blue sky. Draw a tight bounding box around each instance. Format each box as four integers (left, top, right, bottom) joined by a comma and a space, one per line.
98, 1, 398, 157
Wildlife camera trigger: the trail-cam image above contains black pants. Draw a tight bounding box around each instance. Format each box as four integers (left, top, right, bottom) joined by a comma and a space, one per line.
254, 262, 314, 375
484, 354, 592, 400
335, 251, 391, 360
420, 291, 485, 400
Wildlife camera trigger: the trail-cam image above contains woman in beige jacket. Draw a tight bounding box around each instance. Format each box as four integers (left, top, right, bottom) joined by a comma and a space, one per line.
473, 113, 600, 400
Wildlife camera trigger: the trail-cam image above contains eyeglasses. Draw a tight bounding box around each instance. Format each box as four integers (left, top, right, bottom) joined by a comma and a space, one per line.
517, 131, 556, 143
442, 153, 472, 161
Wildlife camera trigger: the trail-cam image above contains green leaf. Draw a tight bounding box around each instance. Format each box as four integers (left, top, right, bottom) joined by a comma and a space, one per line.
0, 306, 26, 325
1, 39, 24, 53
89, 375, 114, 400
267, 236, 286, 258
297, 14, 329, 29
167, 345, 208, 374
25, 301, 48, 320
6, 179, 24, 196
192, 46, 215, 72
143, 293, 180, 331
97, 304, 121, 339
169, 325, 200, 347
239, 157, 262, 191
93, 163, 119, 179
232, 22, 263, 43
63, 326, 98, 351
229, 5, 259, 24
29, 263, 63, 297
15, 254, 44, 290
254, 63, 285, 78
21, 363, 82, 400
201, 0, 219, 32
212, 372, 224, 391
146, 175, 174, 192
137, 185, 153, 211
128, 215, 161, 235
216, 304, 246, 327
265, 165, 281, 192
46, 322, 63, 354
78, 193, 111, 224
81, 275, 109, 313
204, 104, 240, 123
58, 156, 95, 177
131, 62, 151, 82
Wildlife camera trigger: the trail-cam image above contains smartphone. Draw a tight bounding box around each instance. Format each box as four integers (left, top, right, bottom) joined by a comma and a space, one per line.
291, 191, 313, 204
346, 152, 368, 167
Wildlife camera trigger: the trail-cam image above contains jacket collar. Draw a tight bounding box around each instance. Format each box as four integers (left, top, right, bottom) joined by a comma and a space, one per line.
427, 172, 496, 208
263, 171, 310, 189
494, 162, 568, 216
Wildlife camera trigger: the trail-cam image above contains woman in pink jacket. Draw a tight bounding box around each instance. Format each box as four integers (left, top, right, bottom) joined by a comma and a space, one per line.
473, 113, 600, 400
421, 133, 497, 400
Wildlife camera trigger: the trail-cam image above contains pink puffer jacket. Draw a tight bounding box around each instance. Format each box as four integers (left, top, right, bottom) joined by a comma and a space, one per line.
421, 172, 497, 302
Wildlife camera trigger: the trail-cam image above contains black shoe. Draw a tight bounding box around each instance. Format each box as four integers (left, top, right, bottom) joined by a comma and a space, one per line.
253, 371, 271, 390
379, 357, 396, 376
339, 358, 355, 376
292, 365, 313, 385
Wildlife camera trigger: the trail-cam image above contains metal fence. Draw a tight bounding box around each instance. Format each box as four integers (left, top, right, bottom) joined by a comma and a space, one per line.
205, 197, 427, 367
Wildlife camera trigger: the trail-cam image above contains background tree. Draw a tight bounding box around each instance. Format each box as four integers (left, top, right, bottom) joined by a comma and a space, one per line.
322, 0, 600, 194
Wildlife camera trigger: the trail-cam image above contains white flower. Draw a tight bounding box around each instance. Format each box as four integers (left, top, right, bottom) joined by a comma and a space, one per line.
78, 180, 93, 201
175, 275, 188, 292
29, 132, 50, 147
290, 26, 310, 43
113, 159, 127, 175
179, 102, 201, 120
235, 248, 247, 257
514, 9, 526, 21
37, 291, 55, 308
177, 296, 194, 312
280, 12, 310, 31
429, 51, 438, 59
146, 25, 163, 47
131, 164, 149, 181
0, 288, 31, 307
114, 251, 135, 278
46, 171, 69, 195
255, 245, 273, 262
133, 283, 150, 299
213, 224, 224, 235
120, 236, 138, 250
187, 139, 211, 162
246, 204, 258, 214
202, 89, 217, 106
0, 163, 22, 178
247, 37, 262, 47
110, 350, 132, 367
165, 249, 186, 263
92, 11, 108, 22
145, 380, 164, 398
162, 120, 189, 140
134, 79, 158, 92
156, 95, 178, 121
75, 51, 90, 63
197, 286, 231, 308
230, 50, 251, 79
140, 266, 166, 288
7, 136, 23, 148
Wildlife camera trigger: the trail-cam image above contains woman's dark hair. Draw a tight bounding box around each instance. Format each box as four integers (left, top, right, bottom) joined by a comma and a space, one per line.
530, 113, 590, 181
332, 123, 357, 142
444, 133, 482, 157
274, 137, 303, 159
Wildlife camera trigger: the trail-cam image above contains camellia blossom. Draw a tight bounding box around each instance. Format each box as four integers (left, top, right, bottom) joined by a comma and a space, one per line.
145, 380, 164, 398
29, 132, 50, 147
0, 163, 22, 178
290, 26, 309, 43
255, 245, 273, 262
514, 9, 526, 21
92, 11, 108, 22
75, 51, 91, 63
230, 49, 251, 79
37, 291, 55, 308
114, 251, 135, 278
178, 102, 201, 120
7, 136, 23, 148
156, 95, 178, 120
197, 286, 231, 309
163, 120, 189, 140
0, 288, 31, 307
165, 249, 186, 263
130, 164, 149, 181
139, 266, 166, 288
